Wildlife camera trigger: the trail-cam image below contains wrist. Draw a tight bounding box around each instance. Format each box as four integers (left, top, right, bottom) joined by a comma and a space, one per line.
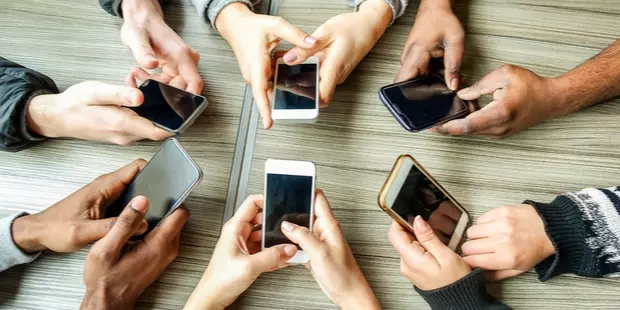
26, 93, 61, 138
419, 0, 453, 10
12, 214, 44, 253
546, 75, 585, 117
215, 2, 253, 35
121, 0, 164, 21
81, 288, 134, 310
185, 278, 229, 310
358, 0, 392, 39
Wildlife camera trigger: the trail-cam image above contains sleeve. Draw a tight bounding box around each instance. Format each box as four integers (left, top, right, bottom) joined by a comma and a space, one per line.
351, 0, 409, 25
0, 212, 41, 272
99, 0, 167, 18
415, 268, 511, 310
191, 0, 261, 28
0, 57, 59, 152
527, 186, 620, 281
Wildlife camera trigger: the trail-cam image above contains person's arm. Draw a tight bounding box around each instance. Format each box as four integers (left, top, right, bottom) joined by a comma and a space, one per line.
191, 0, 261, 28
0, 57, 59, 152
0, 213, 41, 272
352, 0, 408, 24
99, 0, 166, 17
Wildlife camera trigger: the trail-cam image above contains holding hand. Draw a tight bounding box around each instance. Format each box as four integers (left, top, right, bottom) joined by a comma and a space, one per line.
11, 160, 148, 253
462, 204, 555, 280
216, 3, 318, 129
388, 217, 470, 291
185, 195, 297, 310
396, 0, 465, 89
280, 191, 380, 310
81, 196, 190, 309
282, 0, 392, 106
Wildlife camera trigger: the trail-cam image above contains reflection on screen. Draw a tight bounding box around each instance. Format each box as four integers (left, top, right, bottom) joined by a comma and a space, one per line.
133, 80, 205, 131
274, 63, 317, 110
391, 166, 462, 245
103, 140, 200, 234
265, 174, 313, 248
384, 74, 466, 130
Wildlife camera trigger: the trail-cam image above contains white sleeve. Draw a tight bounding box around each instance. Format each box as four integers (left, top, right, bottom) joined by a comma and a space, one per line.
0, 212, 41, 272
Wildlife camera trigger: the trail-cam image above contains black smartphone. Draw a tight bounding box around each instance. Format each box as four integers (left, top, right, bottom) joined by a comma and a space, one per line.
134, 79, 208, 134
103, 138, 203, 236
378, 74, 468, 132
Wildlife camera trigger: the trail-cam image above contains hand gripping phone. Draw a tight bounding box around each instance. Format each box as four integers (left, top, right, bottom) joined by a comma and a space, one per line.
271, 56, 320, 123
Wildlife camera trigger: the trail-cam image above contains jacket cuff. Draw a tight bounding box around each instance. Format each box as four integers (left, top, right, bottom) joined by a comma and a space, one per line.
100, 0, 166, 18
353, 0, 406, 25
0, 212, 41, 272
415, 268, 507, 310
20, 89, 51, 143
526, 196, 590, 281
194, 0, 254, 29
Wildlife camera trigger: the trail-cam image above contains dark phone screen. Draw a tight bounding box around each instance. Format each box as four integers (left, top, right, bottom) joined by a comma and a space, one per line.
133, 80, 205, 131
391, 164, 463, 245
274, 63, 317, 110
103, 140, 200, 235
383, 75, 467, 130
264, 173, 313, 248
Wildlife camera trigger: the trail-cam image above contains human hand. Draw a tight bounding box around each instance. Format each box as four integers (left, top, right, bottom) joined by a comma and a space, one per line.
462, 204, 555, 280
280, 191, 380, 310
395, 0, 464, 89
433, 65, 561, 138
120, 0, 203, 93
184, 195, 297, 310
216, 3, 317, 129
388, 216, 471, 291
11, 160, 148, 253
282, 0, 392, 107
26, 80, 172, 145
81, 196, 190, 310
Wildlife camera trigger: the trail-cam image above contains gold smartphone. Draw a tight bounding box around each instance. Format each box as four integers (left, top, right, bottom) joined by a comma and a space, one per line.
378, 154, 470, 250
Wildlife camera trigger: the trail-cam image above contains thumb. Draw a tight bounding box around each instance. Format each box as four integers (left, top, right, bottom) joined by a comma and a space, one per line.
250, 244, 297, 273
282, 29, 330, 66
76, 217, 148, 246
86, 82, 144, 107
280, 221, 324, 258
122, 27, 158, 69
412, 216, 451, 260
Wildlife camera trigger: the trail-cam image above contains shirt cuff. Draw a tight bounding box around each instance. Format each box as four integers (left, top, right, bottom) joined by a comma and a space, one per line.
20, 89, 51, 143
0, 212, 41, 272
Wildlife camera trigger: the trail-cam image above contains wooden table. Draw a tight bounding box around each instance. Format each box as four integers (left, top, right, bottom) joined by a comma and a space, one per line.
1, 0, 619, 309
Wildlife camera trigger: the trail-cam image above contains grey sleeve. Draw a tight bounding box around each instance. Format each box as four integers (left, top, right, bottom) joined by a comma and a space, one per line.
191, 0, 262, 28
99, 0, 167, 18
351, 0, 409, 25
0, 212, 41, 272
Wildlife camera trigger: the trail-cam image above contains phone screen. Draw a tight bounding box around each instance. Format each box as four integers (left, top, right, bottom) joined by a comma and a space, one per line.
103, 139, 201, 234
391, 164, 463, 245
134, 79, 206, 131
383, 74, 467, 130
274, 63, 318, 110
264, 173, 313, 248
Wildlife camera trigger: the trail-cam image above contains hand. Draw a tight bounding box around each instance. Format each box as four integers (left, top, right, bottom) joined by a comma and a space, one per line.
282, 0, 392, 106
11, 160, 148, 253
184, 195, 297, 310
396, 0, 464, 89
81, 196, 190, 310
280, 190, 380, 310
120, 0, 203, 94
26, 81, 172, 145
462, 204, 555, 280
388, 216, 471, 291
433, 65, 561, 138
216, 3, 318, 129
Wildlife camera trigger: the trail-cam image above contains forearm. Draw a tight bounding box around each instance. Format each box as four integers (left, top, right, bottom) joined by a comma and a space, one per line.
551, 40, 620, 115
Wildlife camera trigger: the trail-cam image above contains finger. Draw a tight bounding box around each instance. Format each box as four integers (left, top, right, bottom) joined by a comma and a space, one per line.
129, 67, 173, 85
463, 254, 509, 270
119, 110, 173, 141
123, 28, 158, 69
457, 68, 509, 101
250, 230, 262, 242
125, 71, 138, 88
396, 46, 431, 83
75, 217, 148, 246
412, 216, 452, 260
95, 196, 149, 261
388, 221, 429, 267
251, 60, 273, 129
461, 238, 500, 256
177, 56, 204, 94
443, 34, 465, 90
94, 159, 146, 204
432, 100, 505, 136
475, 207, 510, 225
466, 222, 503, 240
145, 207, 190, 244
270, 17, 317, 50
233, 195, 264, 223
88, 83, 143, 107
250, 244, 297, 274
280, 221, 324, 257
169, 75, 188, 91
318, 64, 338, 107
313, 190, 344, 243
484, 269, 524, 281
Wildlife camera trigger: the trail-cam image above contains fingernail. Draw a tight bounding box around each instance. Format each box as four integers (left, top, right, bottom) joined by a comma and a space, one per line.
450, 78, 459, 90
130, 196, 148, 213
283, 51, 298, 63
281, 221, 295, 232
414, 216, 429, 231
283, 244, 297, 257
304, 36, 317, 45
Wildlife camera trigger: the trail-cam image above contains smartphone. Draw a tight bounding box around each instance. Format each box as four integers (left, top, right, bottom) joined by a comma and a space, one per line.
378, 155, 469, 250
103, 138, 203, 236
378, 74, 468, 132
262, 159, 316, 263
271, 56, 320, 122
133, 79, 208, 134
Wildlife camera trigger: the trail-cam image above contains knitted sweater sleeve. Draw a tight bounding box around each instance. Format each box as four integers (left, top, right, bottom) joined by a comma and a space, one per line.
0, 212, 41, 272
350, 0, 409, 25
528, 186, 620, 280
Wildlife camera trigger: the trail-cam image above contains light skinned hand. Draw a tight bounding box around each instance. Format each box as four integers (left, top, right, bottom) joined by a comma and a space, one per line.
282, 0, 392, 106
462, 204, 555, 280
11, 160, 148, 253
280, 190, 380, 310
388, 217, 471, 291
433, 64, 561, 138
26, 80, 172, 145
396, 0, 465, 89
216, 3, 318, 129
184, 195, 297, 310
120, 0, 203, 94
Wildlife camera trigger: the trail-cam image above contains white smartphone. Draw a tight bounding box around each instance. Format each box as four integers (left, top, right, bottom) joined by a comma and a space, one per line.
271, 56, 320, 122
378, 155, 469, 250
262, 159, 316, 264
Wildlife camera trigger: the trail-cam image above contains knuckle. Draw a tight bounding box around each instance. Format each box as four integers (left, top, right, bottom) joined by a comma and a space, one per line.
92, 247, 115, 262
68, 223, 82, 245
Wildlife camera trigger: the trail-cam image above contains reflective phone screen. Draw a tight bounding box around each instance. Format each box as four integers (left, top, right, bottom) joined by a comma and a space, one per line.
274, 63, 318, 110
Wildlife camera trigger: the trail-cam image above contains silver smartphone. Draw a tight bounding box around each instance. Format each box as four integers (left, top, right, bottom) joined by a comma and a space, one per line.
271, 56, 320, 123
103, 138, 203, 236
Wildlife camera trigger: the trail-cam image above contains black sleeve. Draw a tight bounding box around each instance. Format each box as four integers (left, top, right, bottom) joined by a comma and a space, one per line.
99, 0, 167, 18
415, 268, 511, 310
0, 57, 59, 152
